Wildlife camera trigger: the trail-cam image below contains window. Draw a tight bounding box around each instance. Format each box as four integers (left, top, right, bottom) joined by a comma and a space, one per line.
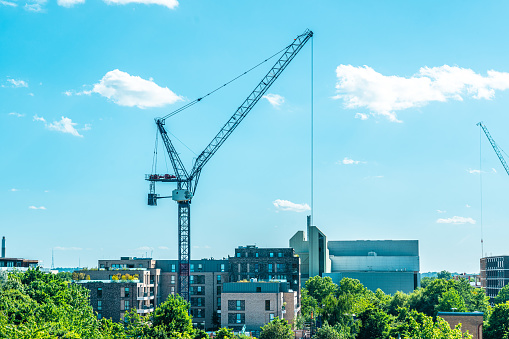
198, 263, 203, 270
220, 264, 225, 272
171, 275, 176, 284
217, 286, 221, 295
255, 252, 259, 258
171, 264, 176, 272
190, 276, 195, 284
278, 252, 283, 258
265, 300, 270, 311
270, 313, 275, 321
190, 264, 194, 272
171, 286, 175, 295
217, 275, 221, 284
236, 253, 241, 258
270, 253, 274, 258
97, 313, 102, 319
256, 287, 261, 293
124, 287, 129, 298
277, 263, 285, 272
100, 264, 105, 269
97, 300, 102, 310
245, 252, 248, 257
255, 264, 259, 273
97, 287, 102, 298
268, 264, 273, 273
217, 297, 221, 308
236, 314, 242, 324
124, 300, 130, 310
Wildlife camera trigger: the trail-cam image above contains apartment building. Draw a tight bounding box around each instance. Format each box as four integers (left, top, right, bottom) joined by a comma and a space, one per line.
221, 281, 298, 334
480, 255, 509, 301
229, 246, 301, 301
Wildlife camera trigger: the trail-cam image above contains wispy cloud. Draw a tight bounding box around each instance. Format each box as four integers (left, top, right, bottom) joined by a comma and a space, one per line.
0, 0, 17, 7
47, 117, 83, 137
158, 246, 170, 250
7, 78, 28, 88
24, 0, 46, 12
10, 188, 19, 192
436, 216, 476, 225
54, 246, 82, 251
355, 113, 369, 120
466, 204, 471, 208
436, 210, 446, 213
273, 199, 310, 213
28, 206, 46, 210
57, 0, 84, 7
33, 115, 87, 137
335, 65, 509, 122
339, 157, 365, 165
136, 246, 153, 251
263, 93, 285, 108
76, 69, 183, 108
103, 0, 178, 9
8, 112, 25, 117
468, 169, 482, 174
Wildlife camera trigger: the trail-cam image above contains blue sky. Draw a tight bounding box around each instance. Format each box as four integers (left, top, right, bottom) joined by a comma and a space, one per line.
1, 0, 509, 273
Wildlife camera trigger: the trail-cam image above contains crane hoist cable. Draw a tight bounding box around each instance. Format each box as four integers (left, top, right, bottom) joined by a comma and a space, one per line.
159, 43, 292, 121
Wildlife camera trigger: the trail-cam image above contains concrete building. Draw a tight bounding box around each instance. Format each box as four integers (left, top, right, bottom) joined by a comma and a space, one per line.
229, 246, 300, 301
290, 218, 420, 295
221, 281, 298, 334
438, 312, 483, 339
0, 236, 39, 270
289, 217, 330, 282
325, 240, 420, 294
480, 255, 509, 301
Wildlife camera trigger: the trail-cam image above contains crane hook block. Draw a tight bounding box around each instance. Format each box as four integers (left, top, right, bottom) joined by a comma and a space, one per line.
148, 193, 158, 206
172, 189, 193, 202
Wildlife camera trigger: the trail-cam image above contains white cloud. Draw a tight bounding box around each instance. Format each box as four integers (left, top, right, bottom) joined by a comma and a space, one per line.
24, 0, 46, 12
263, 93, 285, 108
158, 246, 170, 250
436, 210, 446, 213
7, 78, 28, 88
340, 157, 365, 165
8, 112, 25, 117
103, 0, 178, 9
47, 117, 83, 137
273, 199, 310, 213
57, 0, 84, 7
466, 204, 471, 208
54, 246, 82, 251
28, 206, 46, 210
33, 114, 46, 122
436, 216, 476, 225
355, 113, 368, 120
335, 65, 509, 122
10, 188, 19, 192
0, 0, 17, 7
492, 168, 497, 173
89, 70, 183, 108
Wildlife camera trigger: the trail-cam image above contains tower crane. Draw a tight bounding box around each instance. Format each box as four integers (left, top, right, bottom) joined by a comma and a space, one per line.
477, 122, 509, 177
146, 29, 313, 301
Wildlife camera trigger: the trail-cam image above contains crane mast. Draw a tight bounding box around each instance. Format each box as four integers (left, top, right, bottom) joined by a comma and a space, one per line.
477, 122, 509, 176
146, 29, 313, 302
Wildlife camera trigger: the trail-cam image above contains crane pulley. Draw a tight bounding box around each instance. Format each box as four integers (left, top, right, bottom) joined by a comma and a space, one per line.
146, 29, 313, 301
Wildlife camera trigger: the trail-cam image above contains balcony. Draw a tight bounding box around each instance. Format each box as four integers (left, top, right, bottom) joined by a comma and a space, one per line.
137, 306, 155, 314
137, 293, 150, 301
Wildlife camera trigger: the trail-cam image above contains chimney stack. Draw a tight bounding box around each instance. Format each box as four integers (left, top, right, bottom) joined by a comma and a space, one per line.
1, 236, 5, 258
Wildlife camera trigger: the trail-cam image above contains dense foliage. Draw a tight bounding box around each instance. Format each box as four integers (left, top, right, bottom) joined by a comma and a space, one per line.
2, 269, 508, 339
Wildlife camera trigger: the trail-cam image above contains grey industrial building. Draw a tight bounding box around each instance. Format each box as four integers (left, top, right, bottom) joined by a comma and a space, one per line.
290, 219, 420, 295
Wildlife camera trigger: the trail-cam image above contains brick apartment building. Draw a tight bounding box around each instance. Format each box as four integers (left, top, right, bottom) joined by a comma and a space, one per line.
77, 246, 300, 331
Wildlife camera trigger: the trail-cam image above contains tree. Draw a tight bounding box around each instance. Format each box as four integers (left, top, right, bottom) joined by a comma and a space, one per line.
356, 307, 391, 339
385, 291, 409, 316
484, 301, 509, 339
313, 323, 344, 339
305, 276, 338, 304
215, 327, 236, 339
421, 276, 436, 289
438, 270, 453, 280
436, 289, 468, 313
259, 317, 293, 339
495, 284, 509, 304
152, 295, 193, 337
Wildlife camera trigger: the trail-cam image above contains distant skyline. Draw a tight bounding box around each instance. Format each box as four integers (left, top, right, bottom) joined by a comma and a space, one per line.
2, 1, 509, 273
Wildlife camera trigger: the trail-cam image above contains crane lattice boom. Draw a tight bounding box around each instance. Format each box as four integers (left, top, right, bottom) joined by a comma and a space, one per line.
477, 122, 509, 177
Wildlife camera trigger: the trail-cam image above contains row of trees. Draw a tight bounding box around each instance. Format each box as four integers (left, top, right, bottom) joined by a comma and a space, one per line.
4, 268, 509, 338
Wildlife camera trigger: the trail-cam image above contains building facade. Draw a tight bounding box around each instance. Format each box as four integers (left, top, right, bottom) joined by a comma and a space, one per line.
480, 255, 509, 301
438, 312, 483, 339
221, 282, 298, 334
